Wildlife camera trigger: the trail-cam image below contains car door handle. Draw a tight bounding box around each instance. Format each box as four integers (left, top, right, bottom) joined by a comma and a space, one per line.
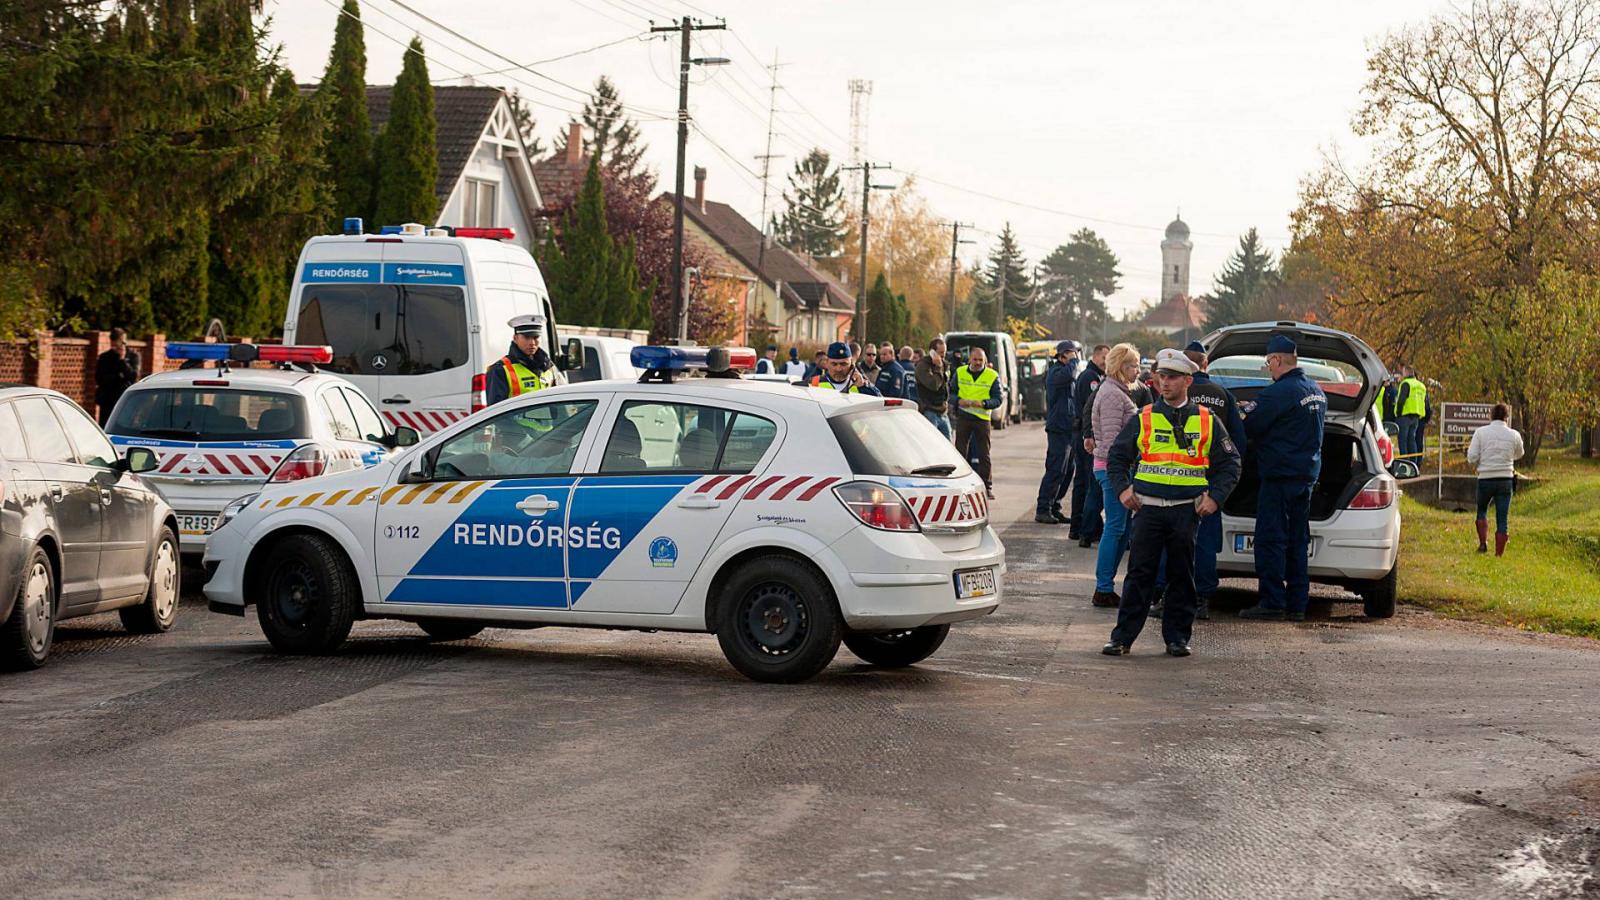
99, 487, 113, 507
48, 482, 63, 501
382, 397, 412, 405
516, 495, 560, 516
676, 495, 721, 510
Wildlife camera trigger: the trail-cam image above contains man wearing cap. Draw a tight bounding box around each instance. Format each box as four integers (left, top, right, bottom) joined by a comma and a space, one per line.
1035, 340, 1082, 524
755, 345, 779, 375
485, 314, 553, 407
1239, 334, 1327, 622
1102, 349, 1240, 658
809, 341, 882, 395
951, 347, 1004, 500
1183, 340, 1247, 619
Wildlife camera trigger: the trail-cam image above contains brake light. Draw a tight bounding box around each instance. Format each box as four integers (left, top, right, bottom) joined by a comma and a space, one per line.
192, 379, 229, 387
470, 373, 487, 413
833, 481, 920, 532
883, 398, 903, 407
269, 445, 329, 482
1347, 475, 1397, 509
1376, 432, 1394, 465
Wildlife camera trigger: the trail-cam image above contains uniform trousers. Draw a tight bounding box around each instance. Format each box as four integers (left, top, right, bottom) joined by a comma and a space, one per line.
1071, 444, 1102, 540
1254, 478, 1313, 613
954, 413, 993, 488
1035, 430, 1074, 515
1111, 501, 1200, 648
1194, 510, 1223, 597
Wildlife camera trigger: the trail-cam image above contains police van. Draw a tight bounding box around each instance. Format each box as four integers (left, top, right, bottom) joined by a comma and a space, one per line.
282, 221, 584, 438
106, 343, 417, 554
202, 347, 1005, 683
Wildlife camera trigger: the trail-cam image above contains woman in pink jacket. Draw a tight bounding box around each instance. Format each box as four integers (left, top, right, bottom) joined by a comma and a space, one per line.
1088, 343, 1144, 607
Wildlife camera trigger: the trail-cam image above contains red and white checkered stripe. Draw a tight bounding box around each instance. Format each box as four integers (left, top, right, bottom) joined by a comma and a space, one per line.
154, 450, 285, 478
382, 409, 468, 435
691, 474, 843, 503
906, 490, 988, 525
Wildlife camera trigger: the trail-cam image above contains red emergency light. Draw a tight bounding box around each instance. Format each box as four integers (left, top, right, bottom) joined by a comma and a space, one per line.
455, 227, 515, 241
724, 347, 758, 370
257, 345, 334, 364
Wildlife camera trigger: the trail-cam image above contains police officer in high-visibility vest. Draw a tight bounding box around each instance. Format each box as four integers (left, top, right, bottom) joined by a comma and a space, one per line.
1102, 349, 1240, 658
950, 346, 1004, 500
485, 314, 553, 407
809, 341, 882, 395
1395, 365, 1429, 460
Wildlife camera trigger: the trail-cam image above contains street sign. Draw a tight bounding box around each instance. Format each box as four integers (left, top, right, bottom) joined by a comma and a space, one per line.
1441, 402, 1494, 442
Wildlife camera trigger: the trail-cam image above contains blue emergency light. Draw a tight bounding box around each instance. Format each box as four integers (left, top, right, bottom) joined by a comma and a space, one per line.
342, 217, 363, 235
378, 225, 404, 235
165, 343, 233, 361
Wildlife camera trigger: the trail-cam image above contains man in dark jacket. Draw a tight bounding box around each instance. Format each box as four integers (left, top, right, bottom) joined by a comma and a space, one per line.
1183, 341, 1247, 619
484, 315, 554, 407
1102, 349, 1241, 657
1239, 334, 1327, 622
1069, 344, 1108, 543
873, 342, 907, 398
1035, 340, 1081, 523
915, 338, 952, 438
94, 327, 141, 425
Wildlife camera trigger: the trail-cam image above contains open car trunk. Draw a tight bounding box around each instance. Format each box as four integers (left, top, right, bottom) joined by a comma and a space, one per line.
1224, 423, 1369, 521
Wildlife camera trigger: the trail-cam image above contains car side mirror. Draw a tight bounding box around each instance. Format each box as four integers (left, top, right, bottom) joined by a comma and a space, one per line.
119, 446, 159, 474
383, 425, 419, 449
560, 337, 585, 372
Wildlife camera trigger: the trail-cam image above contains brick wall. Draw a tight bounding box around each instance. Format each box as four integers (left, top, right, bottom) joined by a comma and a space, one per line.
0, 332, 184, 420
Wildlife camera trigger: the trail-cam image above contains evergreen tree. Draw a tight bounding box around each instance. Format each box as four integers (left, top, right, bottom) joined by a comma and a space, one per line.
319, 0, 372, 224
539, 158, 651, 329
1040, 228, 1120, 338
976, 224, 1031, 332
555, 76, 649, 187
863, 273, 912, 348
774, 149, 848, 258
1204, 227, 1281, 331
506, 89, 544, 157
373, 38, 438, 226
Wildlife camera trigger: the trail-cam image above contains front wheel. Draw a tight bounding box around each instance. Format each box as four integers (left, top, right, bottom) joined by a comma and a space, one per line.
1, 549, 55, 671
844, 624, 950, 668
1359, 565, 1398, 619
255, 534, 358, 654
121, 527, 179, 634
715, 556, 841, 683
417, 619, 485, 641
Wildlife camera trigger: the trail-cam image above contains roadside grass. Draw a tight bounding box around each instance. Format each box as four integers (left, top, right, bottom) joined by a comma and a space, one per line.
1399, 450, 1600, 640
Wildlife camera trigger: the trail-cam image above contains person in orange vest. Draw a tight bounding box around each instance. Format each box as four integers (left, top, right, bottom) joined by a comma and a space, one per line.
808, 341, 882, 395
485, 314, 553, 407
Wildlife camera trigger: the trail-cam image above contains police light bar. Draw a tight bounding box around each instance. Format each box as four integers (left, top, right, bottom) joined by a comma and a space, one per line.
342, 217, 363, 235
455, 227, 515, 240
165, 343, 232, 361
257, 344, 334, 364
165, 343, 332, 364
630, 346, 757, 371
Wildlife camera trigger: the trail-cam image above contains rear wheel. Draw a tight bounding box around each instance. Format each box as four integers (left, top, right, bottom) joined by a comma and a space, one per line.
120, 527, 179, 634
715, 556, 841, 683
1, 549, 55, 671
255, 534, 358, 654
843, 624, 950, 668
1359, 565, 1398, 619
417, 619, 485, 641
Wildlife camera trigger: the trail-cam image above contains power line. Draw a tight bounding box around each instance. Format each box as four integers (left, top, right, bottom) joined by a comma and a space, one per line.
460, 31, 652, 77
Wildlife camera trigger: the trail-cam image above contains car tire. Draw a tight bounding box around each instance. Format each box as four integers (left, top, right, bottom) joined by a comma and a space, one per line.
843, 624, 950, 668
1, 548, 55, 671
1360, 565, 1398, 619
255, 534, 358, 654
120, 527, 180, 634
715, 555, 842, 683
417, 619, 485, 641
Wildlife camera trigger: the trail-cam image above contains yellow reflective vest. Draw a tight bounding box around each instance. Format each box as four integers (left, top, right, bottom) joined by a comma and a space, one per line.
501, 357, 547, 398
1400, 377, 1427, 418
956, 365, 999, 421
1133, 405, 1215, 490
808, 373, 867, 393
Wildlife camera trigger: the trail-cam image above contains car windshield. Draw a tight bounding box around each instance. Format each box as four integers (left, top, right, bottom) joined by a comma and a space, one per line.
109, 389, 309, 441
830, 407, 973, 477
1208, 354, 1364, 398
296, 283, 469, 376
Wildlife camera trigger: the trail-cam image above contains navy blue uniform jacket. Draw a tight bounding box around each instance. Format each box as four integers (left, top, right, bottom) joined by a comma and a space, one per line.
1106, 398, 1241, 503
1243, 367, 1327, 482
1044, 359, 1079, 433
484, 343, 552, 407
1073, 362, 1104, 436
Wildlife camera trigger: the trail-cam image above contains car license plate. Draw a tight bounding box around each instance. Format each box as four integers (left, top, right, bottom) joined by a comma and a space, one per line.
1234, 534, 1316, 558
178, 512, 220, 536
954, 567, 997, 600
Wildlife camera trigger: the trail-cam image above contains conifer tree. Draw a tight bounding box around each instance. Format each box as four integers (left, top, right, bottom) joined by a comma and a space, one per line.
506, 89, 544, 157
319, 0, 372, 224
555, 76, 649, 186
976, 225, 1031, 332
373, 38, 438, 226
1204, 228, 1280, 331
539, 158, 651, 330
775, 149, 848, 258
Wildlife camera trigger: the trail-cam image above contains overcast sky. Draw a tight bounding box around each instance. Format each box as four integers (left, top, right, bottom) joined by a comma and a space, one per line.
268, 0, 1444, 318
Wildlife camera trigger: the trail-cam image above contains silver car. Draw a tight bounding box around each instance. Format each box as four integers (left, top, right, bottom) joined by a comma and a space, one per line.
1203, 322, 1401, 617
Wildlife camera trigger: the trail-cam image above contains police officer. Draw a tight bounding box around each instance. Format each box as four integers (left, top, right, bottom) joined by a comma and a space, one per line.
485, 314, 553, 407
809, 341, 882, 394
1071, 343, 1107, 545
1239, 334, 1327, 622
1183, 341, 1247, 620
951, 347, 1004, 499
1396, 365, 1429, 461
1102, 349, 1240, 657
1035, 340, 1081, 524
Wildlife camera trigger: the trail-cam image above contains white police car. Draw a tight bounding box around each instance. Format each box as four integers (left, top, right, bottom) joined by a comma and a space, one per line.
202, 346, 1005, 682
107, 343, 418, 555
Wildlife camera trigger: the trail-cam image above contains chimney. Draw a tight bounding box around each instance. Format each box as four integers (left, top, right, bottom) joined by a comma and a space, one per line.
693, 166, 707, 214
566, 123, 582, 165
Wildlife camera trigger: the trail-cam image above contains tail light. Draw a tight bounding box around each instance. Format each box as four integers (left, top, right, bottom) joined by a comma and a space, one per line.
470, 373, 487, 413
883, 398, 903, 407
833, 481, 920, 532
1376, 432, 1394, 465
269, 445, 329, 483
1347, 475, 1397, 509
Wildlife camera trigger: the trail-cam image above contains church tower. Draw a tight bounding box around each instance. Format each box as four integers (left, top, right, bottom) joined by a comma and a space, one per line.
1161, 214, 1193, 302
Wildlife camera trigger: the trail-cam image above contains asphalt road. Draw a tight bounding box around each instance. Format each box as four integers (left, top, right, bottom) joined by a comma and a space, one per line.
2, 422, 1596, 899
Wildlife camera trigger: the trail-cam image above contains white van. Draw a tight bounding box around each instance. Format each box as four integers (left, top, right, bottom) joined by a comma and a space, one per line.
283, 223, 582, 436
941, 331, 1022, 429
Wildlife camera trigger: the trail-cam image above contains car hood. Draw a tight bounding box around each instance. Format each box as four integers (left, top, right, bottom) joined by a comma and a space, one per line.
1199, 321, 1387, 425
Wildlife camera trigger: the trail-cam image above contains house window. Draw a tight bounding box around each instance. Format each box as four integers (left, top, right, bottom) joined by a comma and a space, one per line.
463, 178, 498, 228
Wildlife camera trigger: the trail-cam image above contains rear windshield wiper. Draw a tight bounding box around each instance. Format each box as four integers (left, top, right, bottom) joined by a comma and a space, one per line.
909, 464, 957, 476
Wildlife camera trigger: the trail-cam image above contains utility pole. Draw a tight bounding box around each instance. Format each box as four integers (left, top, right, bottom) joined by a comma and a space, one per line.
946, 221, 973, 332
842, 161, 892, 338
755, 51, 785, 274
652, 16, 727, 344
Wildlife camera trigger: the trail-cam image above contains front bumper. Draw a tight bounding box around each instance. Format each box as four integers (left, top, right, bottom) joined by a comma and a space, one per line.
200, 522, 249, 614
825, 523, 1005, 630
1214, 504, 1400, 583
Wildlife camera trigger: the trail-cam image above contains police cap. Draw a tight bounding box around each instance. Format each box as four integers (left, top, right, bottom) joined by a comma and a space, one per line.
1055, 340, 1082, 355
1154, 348, 1197, 375
1185, 340, 1206, 353
1266, 333, 1297, 355
508, 314, 546, 336
826, 341, 851, 360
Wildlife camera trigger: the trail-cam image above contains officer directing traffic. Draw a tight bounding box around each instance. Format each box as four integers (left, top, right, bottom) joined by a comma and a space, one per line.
1102, 349, 1240, 658
809, 341, 882, 394
1238, 334, 1327, 622
485, 314, 553, 407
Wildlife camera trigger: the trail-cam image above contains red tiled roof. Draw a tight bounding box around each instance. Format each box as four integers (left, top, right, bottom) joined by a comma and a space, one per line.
1140, 294, 1206, 330
668, 195, 855, 313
